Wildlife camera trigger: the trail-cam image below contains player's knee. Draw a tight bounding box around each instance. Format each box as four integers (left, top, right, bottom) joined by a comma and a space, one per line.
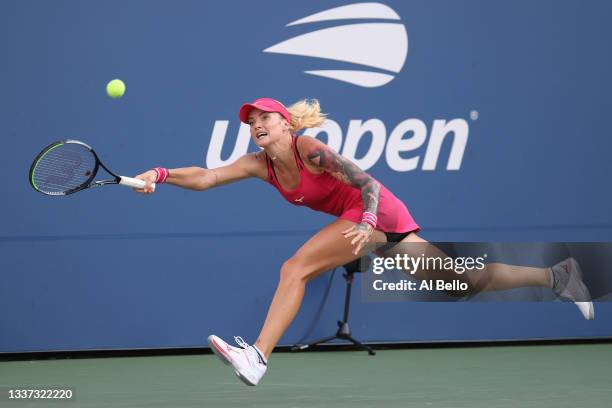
279, 258, 312, 284
442, 276, 480, 297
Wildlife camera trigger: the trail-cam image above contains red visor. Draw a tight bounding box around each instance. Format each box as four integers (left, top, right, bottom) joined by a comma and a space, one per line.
239, 98, 291, 124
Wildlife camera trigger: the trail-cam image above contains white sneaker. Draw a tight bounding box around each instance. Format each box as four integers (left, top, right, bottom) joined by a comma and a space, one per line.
207, 335, 267, 386
551, 257, 595, 320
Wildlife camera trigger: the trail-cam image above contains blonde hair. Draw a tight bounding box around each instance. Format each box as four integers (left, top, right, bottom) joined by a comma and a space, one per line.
287, 99, 327, 132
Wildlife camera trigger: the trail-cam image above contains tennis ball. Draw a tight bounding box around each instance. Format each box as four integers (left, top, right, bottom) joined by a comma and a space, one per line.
106, 79, 126, 99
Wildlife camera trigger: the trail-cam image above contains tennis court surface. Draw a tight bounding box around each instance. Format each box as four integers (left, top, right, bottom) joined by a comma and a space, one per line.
2, 343, 611, 407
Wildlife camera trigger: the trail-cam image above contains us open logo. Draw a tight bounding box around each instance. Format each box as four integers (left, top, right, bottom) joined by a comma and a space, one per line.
263, 2, 408, 88
206, 2, 475, 173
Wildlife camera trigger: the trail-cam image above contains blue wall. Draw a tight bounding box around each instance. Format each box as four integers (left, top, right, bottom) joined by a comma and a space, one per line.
1, 0, 612, 352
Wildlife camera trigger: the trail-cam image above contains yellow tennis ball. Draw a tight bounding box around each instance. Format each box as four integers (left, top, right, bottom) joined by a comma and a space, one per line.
106, 79, 126, 99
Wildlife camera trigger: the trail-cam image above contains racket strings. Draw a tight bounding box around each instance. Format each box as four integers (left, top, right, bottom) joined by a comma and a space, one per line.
32, 143, 96, 194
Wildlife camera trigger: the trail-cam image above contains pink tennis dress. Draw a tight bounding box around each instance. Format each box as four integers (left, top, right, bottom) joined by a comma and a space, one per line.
265, 136, 420, 234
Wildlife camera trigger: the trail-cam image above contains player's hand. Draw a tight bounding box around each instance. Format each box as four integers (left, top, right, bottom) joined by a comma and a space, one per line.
342, 223, 374, 255
134, 170, 157, 194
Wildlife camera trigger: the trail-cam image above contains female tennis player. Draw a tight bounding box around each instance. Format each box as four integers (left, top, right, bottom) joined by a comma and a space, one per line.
134, 97, 593, 386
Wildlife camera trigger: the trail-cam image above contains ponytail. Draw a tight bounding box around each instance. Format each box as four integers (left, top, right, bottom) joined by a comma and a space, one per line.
287, 99, 327, 132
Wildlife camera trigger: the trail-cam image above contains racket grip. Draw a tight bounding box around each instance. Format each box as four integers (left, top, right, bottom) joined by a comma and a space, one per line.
119, 176, 156, 190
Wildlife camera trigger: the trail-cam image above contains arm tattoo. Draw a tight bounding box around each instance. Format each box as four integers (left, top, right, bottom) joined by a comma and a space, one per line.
307, 145, 380, 216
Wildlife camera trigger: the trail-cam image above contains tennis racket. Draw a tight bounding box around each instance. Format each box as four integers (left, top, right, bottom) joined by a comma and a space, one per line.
29, 140, 154, 196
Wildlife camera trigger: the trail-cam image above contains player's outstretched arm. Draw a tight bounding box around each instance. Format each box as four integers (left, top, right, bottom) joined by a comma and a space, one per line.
134, 152, 267, 193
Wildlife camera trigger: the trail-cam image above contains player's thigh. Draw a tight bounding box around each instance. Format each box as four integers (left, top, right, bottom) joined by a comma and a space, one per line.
380, 232, 459, 281
288, 219, 386, 280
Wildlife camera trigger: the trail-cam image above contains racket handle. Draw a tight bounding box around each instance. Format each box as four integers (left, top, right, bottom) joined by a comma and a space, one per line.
119, 176, 156, 190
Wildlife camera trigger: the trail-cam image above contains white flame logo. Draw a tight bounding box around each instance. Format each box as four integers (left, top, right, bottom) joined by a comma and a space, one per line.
263, 2, 408, 88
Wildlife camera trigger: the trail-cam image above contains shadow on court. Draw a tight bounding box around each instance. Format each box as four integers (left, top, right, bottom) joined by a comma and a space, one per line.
1, 344, 611, 407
